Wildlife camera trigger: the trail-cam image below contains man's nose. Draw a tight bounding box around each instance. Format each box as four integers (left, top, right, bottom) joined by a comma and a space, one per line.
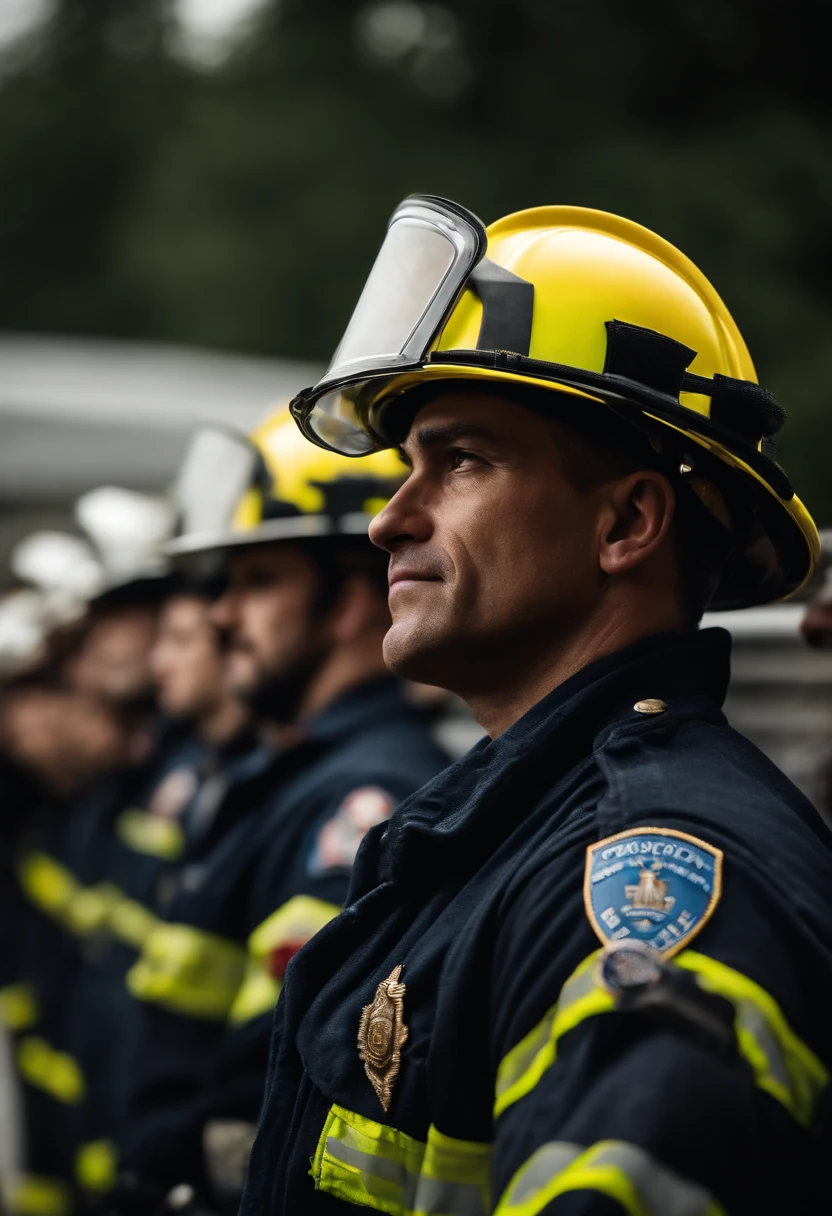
369, 480, 431, 552
209, 590, 237, 630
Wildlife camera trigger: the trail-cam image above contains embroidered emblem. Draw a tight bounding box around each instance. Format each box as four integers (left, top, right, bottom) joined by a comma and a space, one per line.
358, 965, 408, 1111
308, 787, 396, 875
585, 827, 722, 959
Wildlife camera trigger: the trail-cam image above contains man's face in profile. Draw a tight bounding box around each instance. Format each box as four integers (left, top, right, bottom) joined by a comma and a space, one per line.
369, 388, 608, 692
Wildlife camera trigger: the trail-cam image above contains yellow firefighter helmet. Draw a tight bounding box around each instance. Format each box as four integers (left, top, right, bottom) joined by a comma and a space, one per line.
290, 196, 818, 609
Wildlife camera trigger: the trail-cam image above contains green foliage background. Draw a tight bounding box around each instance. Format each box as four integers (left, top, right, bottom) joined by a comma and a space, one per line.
1, 0, 831, 517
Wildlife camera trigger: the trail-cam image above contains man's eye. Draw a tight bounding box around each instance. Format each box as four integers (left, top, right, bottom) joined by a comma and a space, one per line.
449, 448, 482, 471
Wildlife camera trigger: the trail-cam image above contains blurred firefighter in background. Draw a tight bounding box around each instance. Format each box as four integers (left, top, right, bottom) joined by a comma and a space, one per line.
0, 486, 251, 1216
0, 532, 136, 1216
60, 519, 254, 1211
113, 409, 449, 1214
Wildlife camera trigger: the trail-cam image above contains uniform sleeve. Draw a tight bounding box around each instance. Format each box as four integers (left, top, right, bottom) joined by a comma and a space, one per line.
488, 824, 831, 1216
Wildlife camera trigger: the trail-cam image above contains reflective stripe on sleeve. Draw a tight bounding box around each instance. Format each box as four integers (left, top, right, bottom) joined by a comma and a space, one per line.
0, 982, 39, 1031
126, 923, 246, 1020
3, 1175, 73, 1216
115, 808, 185, 861
17, 852, 157, 948
227, 895, 341, 1025
16, 1036, 85, 1104
226, 956, 282, 1027
495, 949, 827, 1128
100, 884, 158, 950
18, 852, 79, 923
247, 894, 342, 957
494, 950, 613, 1117
311, 1103, 491, 1215
18, 851, 109, 936
75, 1140, 118, 1193
675, 951, 828, 1127
495, 1140, 724, 1216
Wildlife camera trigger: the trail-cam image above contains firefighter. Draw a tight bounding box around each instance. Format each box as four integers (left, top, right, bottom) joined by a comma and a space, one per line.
5, 492, 240, 1211
0, 575, 133, 1216
241, 198, 832, 1215
115, 410, 450, 1211
64, 566, 253, 1209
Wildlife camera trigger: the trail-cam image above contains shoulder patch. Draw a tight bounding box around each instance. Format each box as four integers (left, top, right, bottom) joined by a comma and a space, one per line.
584, 827, 722, 958
147, 767, 199, 820
307, 787, 397, 875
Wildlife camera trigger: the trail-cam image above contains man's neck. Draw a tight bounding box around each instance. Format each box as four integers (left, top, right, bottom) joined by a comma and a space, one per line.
297, 644, 390, 724
461, 600, 688, 739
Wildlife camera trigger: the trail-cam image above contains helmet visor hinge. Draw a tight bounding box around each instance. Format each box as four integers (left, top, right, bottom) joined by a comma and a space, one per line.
469, 259, 535, 357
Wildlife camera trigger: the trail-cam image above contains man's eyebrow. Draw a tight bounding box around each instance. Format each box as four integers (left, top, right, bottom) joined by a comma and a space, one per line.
405, 421, 497, 453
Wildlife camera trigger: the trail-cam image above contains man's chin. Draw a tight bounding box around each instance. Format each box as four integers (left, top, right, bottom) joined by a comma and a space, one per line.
382, 620, 455, 688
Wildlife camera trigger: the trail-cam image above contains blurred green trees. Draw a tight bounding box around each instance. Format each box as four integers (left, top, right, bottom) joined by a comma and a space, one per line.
1, 0, 831, 516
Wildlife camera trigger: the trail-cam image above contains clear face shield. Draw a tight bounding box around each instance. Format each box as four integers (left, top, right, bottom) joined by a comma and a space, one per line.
291, 195, 487, 455
166, 426, 263, 557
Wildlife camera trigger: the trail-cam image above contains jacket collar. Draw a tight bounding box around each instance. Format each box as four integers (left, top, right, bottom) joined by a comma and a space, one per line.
375, 628, 731, 886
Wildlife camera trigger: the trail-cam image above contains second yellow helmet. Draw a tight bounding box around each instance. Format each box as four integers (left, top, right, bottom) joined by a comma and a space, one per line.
166, 406, 405, 558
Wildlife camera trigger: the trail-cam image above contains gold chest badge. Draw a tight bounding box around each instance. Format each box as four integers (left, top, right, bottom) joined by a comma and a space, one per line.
358, 965, 408, 1111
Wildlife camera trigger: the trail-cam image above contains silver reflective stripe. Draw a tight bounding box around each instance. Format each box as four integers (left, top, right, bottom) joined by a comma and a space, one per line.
596, 1142, 718, 1216
495, 959, 600, 1103
326, 1137, 487, 1216
503, 1143, 583, 1204
502, 1139, 721, 1216
326, 1136, 403, 1182
415, 1178, 487, 1216
675, 950, 828, 1127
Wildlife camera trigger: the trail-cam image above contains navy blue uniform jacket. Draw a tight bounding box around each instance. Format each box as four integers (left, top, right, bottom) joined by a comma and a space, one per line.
241, 630, 832, 1216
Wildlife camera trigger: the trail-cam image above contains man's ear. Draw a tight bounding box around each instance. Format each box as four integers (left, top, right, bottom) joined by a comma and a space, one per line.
598, 470, 676, 577
330, 576, 390, 644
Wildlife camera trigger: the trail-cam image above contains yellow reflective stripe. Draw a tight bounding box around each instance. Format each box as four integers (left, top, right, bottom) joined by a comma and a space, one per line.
0, 982, 39, 1031
495, 1140, 724, 1216
116, 808, 185, 861
495, 950, 612, 1118
64, 886, 110, 936
675, 951, 828, 1127
100, 883, 159, 949
75, 1140, 118, 1193
127, 923, 246, 1020
17, 853, 156, 947
248, 895, 341, 956
4, 1175, 73, 1216
226, 957, 282, 1026
311, 1103, 490, 1215
227, 896, 341, 1026
495, 948, 828, 1128
16, 1036, 85, 1104
18, 852, 78, 921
